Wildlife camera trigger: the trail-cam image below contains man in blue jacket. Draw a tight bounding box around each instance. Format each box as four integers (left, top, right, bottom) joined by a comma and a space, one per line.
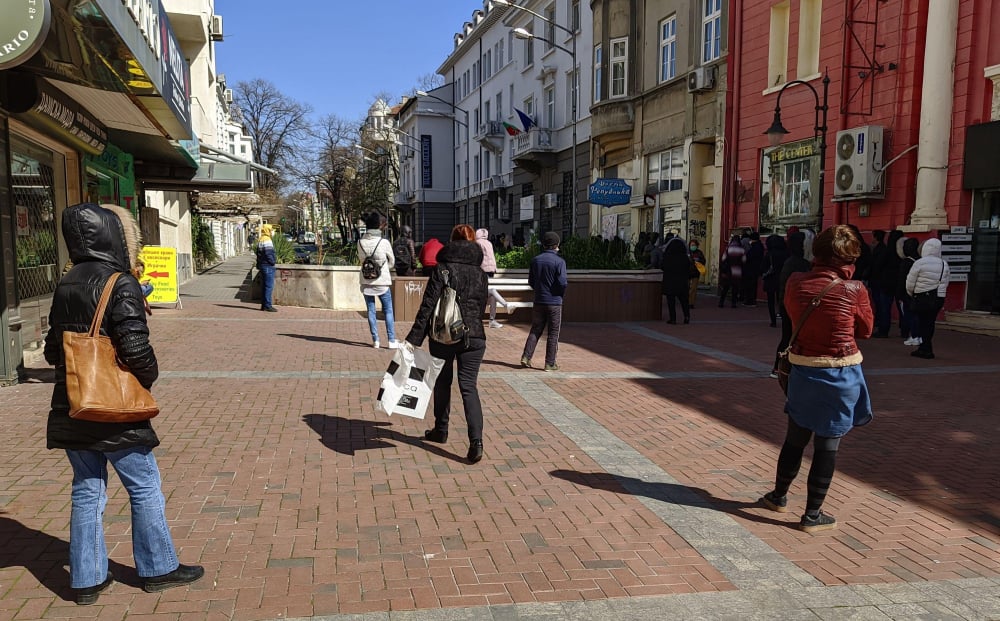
521, 232, 568, 371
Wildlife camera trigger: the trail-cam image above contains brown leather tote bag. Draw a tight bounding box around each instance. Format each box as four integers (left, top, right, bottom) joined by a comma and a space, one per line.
63, 273, 160, 423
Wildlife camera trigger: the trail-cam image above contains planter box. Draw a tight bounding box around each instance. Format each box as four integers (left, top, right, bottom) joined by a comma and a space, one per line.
264, 264, 663, 323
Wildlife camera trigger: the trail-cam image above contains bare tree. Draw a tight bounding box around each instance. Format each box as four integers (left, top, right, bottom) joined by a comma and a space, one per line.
415, 72, 445, 92
234, 79, 312, 198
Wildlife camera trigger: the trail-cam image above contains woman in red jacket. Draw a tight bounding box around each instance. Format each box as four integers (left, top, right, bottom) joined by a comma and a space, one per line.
759, 225, 874, 533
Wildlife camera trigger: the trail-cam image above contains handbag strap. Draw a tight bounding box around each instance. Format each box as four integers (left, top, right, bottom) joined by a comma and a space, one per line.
89, 273, 123, 337
784, 277, 843, 352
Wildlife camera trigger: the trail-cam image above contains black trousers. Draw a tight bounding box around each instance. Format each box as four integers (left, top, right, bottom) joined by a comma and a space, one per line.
522, 304, 563, 366
772, 417, 841, 515
428, 337, 486, 441
665, 294, 690, 322
773, 305, 793, 371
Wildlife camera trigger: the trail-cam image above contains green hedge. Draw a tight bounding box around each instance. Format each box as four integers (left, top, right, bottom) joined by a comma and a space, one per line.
496, 235, 641, 270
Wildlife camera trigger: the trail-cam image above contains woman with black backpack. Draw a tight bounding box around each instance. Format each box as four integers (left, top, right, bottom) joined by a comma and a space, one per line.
405, 224, 489, 464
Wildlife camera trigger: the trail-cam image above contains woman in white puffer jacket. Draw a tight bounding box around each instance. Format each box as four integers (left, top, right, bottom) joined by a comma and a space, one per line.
905, 238, 950, 359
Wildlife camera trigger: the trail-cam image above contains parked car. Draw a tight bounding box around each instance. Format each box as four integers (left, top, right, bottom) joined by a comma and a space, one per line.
293, 243, 318, 264
298, 231, 317, 244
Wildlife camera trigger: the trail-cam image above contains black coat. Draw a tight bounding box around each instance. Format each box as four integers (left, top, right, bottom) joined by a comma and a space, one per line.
406, 241, 489, 346
44, 203, 160, 451
660, 239, 692, 296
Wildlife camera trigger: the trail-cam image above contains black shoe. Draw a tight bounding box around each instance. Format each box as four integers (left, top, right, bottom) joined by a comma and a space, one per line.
872, 332, 888, 338
769, 322, 777, 328
666, 319, 677, 324
911, 349, 935, 359
423, 428, 448, 443
759, 492, 788, 513
798, 512, 837, 533
467, 439, 483, 463
683, 316, 690, 324
142, 564, 205, 593
718, 301, 725, 308
75, 572, 114, 605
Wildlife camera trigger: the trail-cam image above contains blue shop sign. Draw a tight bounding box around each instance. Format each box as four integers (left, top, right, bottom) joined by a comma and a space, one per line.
589, 178, 632, 206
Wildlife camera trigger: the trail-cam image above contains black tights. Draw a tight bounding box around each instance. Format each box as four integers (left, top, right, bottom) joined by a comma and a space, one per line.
772, 417, 841, 515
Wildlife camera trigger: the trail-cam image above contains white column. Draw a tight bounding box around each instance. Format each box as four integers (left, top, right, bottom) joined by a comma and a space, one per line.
903, 0, 959, 232
986, 64, 1000, 121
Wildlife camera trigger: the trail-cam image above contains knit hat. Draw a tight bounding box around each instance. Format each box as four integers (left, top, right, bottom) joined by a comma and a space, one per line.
542, 231, 560, 248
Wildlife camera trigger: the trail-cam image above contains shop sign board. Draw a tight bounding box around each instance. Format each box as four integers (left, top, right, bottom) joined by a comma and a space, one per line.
0, 0, 52, 71
3, 75, 108, 155
141, 245, 178, 304
589, 178, 632, 206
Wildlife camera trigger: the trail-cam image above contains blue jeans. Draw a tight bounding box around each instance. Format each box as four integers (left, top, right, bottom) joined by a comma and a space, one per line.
66, 447, 178, 587
364, 289, 396, 343
260, 265, 275, 308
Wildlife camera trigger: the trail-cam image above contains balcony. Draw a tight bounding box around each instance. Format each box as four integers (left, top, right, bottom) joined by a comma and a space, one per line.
591, 100, 635, 140
475, 121, 506, 153
511, 129, 554, 162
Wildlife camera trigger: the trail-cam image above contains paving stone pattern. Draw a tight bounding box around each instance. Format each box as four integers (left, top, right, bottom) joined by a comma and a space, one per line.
0, 253, 996, 620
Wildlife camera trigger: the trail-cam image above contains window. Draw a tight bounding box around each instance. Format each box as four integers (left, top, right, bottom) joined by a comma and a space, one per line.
498, 38, 505, 69
567, 69, 578, 121
767, 2, 789, 87
474, 154, 481, 182
485, 50, 492, 79
545, 5, 556, 52
484, 101, 491, 124
484, 152, 491, 178
473, 60, 481, 87
524, 27, 534, 65
474, 107, 481, 129
647, 147, 684, 192
509, 84, 515, 115
594, 44, 603, 102
508, 30, 515, 64
496, 92, 503, 122
798, 0, 822, 77
659, 16, 677, 82
702, 0, 722, 63
610, 37, 627, 98
523, 96, 534, 117
544, 86, 555, 128
571, 0, 580, 32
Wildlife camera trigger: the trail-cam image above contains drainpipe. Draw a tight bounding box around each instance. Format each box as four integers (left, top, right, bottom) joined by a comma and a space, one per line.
903, 0, 958, 233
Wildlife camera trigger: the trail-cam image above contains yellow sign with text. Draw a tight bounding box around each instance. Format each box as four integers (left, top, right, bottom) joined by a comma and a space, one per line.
141, 246, 179, 304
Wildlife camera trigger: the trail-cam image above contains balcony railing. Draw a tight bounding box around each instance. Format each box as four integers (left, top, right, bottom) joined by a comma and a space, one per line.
474, 120, 506, 140
511, 129, 554, 159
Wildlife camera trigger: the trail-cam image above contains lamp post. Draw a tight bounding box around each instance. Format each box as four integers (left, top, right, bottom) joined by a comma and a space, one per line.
390, 130, 423, 238
764, 71, 830, 228
416, 90, 471, 229
499, 0, 579, 238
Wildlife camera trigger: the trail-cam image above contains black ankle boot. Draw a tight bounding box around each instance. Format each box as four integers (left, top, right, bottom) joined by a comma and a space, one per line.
467, 439, 483, 463
424, 428, 448, 443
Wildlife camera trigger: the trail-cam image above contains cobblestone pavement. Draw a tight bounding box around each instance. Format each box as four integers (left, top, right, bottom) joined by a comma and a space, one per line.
1, 254, 997, 620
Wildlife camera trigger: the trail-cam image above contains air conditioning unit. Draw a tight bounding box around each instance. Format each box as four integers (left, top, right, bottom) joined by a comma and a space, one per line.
223, 88, 233, 104
833, 125, 885, 199
217, 73, 226, 86
687, 67, 715, 92
210, 14, 224, 41
542, 193, 559, 209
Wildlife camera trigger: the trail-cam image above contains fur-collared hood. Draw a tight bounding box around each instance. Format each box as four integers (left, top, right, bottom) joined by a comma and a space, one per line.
62, 203, 142, 272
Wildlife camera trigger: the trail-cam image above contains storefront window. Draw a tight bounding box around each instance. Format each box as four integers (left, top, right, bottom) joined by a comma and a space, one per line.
968, 190, 1000, 314
12, 137, 63, 300
759, 139, 821, 234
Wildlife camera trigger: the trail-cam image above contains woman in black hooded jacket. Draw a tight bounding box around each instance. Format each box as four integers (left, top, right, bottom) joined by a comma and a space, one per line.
406, 224, 490, 463
44, 203, 202, 604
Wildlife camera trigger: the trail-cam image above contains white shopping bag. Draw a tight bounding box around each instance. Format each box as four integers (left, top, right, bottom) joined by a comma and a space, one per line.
375, 345, 445, 419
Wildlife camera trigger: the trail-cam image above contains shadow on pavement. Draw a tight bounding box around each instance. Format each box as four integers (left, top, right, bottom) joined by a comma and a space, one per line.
302, 414, 467, 463
549, 469, 790, 528
0, 514, 142, 600
213, 303, 262, 311
280, 333, 370, 347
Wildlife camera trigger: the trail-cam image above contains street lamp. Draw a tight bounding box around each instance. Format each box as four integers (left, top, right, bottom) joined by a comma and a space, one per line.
501, 0, 579, 238
763, 70, 830, 227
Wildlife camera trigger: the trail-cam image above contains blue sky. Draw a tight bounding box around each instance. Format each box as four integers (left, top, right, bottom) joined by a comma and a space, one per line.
215, 0, 472, 121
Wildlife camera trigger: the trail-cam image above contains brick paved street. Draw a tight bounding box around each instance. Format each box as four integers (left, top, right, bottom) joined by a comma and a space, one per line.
1, 254, 997, 620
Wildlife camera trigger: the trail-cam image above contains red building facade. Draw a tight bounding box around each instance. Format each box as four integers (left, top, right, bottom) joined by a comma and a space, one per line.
724, 0, 1000, 314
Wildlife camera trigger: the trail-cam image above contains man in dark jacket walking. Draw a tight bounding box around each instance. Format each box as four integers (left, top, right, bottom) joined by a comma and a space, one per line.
44, 203, 203, 605
521, 232, 568, 371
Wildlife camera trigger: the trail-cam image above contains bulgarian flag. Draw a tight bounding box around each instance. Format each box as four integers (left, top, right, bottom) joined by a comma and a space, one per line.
502, 121, 522, 136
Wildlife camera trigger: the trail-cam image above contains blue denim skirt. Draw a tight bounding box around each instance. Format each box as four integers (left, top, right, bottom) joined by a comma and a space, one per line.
785, 364, 873, 438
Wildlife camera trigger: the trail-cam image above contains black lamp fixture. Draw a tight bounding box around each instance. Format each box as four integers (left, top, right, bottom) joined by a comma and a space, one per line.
762, 70, 831, 226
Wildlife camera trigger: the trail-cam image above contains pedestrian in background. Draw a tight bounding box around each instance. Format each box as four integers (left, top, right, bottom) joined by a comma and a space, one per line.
742, 231, 764, 306
406, 224, 489, 464
762, 235, 789, 327
718, 235, 745, 308
418, 237, 444, 276
760, 225, 874, 533
358, 211, 397, 349
521, 232, 568, 371
688, 239, 706, 308
906, 238, 951, 359
869, 230, 893, 338
661, 236, 692, 324
45, 203, 204, 605
392, 225, 417, 277
897, 237, 921, 344
771, 231, 812, 378
476, 228, 509, 328
256, 223, 277, 312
